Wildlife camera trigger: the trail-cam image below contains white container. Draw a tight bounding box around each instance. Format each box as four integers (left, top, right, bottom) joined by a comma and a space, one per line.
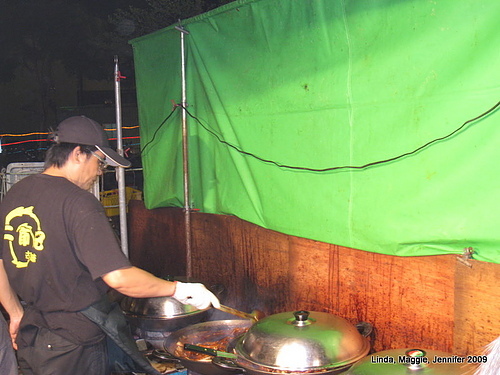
1, 162, 45, 198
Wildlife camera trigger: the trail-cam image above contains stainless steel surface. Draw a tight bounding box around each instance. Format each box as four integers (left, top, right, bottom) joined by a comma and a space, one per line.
113, 55, 128, 258
121, 295, 205, 317
120, 295, 209, 332
342, 348, 478, 375
163, 319, 252, 375
176, 24, 192, 278
235, 310, 370, 372
213, 356, 351, 375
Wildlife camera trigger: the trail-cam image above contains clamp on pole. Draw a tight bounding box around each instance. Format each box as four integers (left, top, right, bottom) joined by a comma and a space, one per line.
456, 247, 474, 268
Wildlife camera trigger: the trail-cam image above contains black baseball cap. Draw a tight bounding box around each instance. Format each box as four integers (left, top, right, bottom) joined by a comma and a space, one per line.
52, 116, 131, 167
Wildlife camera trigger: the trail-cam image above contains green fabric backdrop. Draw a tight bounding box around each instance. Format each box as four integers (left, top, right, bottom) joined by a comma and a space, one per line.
131, 0, 500, 264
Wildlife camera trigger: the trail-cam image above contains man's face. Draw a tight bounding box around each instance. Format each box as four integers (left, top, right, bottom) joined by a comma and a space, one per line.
75, 149, 105, 191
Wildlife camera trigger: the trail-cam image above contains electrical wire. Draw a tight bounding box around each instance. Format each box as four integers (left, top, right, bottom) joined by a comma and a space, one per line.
1, 136, 140, 147
1, 139, 49, 147
103, 125, 139, 131
140, 107, 179, 155
4, 99, 496, 173
178, 100, 500, 172
0, 126, 137, 139
107, 136, 140, 141
0, 132, 49, 137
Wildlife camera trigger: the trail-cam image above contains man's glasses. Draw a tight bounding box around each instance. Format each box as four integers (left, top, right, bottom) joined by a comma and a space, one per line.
90, 151, 108, 170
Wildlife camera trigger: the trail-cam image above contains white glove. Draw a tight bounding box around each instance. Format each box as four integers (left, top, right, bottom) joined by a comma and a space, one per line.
172, 281, 221, 310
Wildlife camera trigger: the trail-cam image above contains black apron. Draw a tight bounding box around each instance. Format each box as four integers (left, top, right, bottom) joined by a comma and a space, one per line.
81, 295, 162, 375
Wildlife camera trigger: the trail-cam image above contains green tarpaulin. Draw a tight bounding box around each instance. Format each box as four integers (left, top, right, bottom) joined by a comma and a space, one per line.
130, 0, 500, 264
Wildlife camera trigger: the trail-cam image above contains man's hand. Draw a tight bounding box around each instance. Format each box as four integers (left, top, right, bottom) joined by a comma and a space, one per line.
0, 260, 23, 350
9, 313, 22, 350
172, 282, 220, 310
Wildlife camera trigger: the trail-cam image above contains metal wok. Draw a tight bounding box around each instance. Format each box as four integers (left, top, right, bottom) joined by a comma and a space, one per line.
213, 356, 353, 375
212, 311, 373, 375
119, 276, 211, 332
157, 319, 253, 375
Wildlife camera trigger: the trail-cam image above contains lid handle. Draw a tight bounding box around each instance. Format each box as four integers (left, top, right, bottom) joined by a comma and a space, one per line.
403, 349, 429, 370
292, 310, 311, 326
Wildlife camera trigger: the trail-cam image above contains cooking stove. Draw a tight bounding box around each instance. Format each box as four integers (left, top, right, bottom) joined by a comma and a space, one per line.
132, 326, 206, 375
123, 289, 240, 375
134, 326, 172, 350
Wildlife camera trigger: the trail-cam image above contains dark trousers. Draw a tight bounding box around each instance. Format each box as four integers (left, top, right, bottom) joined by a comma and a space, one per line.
17, 326, 108, 375
0, 314, 18, 375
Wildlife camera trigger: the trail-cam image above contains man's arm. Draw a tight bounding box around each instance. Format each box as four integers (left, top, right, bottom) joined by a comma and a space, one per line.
102, 266, 220, 309
0, 260, 23, 350
102, 266, 176, 298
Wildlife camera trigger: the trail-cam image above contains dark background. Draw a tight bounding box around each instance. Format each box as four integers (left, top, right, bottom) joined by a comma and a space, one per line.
0, 0, 232, 168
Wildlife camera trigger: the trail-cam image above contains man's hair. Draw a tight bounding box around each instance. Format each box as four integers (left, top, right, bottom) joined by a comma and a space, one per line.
44, 143, 97, 169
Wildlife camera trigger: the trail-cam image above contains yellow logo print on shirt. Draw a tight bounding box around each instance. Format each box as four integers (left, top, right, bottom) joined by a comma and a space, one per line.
4, 206, 46, 268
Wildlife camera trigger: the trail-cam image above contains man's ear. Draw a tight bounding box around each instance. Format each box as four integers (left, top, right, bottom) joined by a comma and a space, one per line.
70, 146, 84, 164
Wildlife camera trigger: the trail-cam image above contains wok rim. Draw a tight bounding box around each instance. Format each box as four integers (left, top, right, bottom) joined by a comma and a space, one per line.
162, 319, 253, 364
231, 334, 370, 372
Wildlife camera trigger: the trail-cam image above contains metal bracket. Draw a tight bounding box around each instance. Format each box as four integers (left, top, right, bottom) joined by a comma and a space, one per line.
175, 25, 190, 35
456, 247, 474, 268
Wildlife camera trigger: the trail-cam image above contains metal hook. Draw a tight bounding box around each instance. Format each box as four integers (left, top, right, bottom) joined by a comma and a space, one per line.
175, 25, 190, 35
456, 247, 474, 268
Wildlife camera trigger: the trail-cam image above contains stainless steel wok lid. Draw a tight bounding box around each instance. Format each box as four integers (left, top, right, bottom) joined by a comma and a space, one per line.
342, 348, 478, 375
235, 310, 371, 371
120, 295, 206, 318
120, 295, 209, 332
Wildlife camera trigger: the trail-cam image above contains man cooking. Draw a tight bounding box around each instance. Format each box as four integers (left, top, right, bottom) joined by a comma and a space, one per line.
0, 115, 220, 374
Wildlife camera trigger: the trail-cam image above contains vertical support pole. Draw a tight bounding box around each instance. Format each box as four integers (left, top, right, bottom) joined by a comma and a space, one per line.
114, 55, 129, 257
175, 25, 192, 278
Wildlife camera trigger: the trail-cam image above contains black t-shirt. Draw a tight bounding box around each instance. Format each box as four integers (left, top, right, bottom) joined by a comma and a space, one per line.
0, 174, 131, 344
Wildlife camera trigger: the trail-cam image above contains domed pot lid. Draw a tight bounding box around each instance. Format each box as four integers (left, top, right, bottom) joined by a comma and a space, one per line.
120, 275, 209, 319
235, 310, 370, 371
343, 348, 478, 375
120, 295, 206, 319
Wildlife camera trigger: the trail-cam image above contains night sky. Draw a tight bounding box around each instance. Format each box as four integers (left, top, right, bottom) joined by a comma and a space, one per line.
0, 0, 230, 132
0, 0, 230, 166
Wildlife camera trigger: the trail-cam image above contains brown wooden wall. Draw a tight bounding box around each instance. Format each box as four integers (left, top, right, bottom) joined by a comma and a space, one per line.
127, 200, 499, 355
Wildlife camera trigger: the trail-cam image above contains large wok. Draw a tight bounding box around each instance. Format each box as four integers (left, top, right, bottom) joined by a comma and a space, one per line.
119, 276, 212, 332
154, 319, 253, 375
212, 311, 373, 375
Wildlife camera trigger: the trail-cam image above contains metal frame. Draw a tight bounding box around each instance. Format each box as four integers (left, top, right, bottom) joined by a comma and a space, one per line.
114, 56, 129, 257
175, 24, 193, 278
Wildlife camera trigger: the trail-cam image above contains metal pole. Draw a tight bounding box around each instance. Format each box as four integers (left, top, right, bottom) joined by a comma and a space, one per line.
114, 55, 129, 257
175, 25, 192, 278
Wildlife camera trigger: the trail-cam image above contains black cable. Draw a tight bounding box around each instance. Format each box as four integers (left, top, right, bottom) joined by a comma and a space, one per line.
179, 100, 500, 172
140, 106, 179, 156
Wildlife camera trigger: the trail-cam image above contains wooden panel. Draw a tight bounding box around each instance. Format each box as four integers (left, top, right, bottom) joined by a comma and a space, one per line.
191, 212, 290, 314
335, 250, 455, 352
288, 238, 332, 313
454, 259, 500, 355
127, 201, 186, 277
127, 202, 500, 355
288, 239, 455, 352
